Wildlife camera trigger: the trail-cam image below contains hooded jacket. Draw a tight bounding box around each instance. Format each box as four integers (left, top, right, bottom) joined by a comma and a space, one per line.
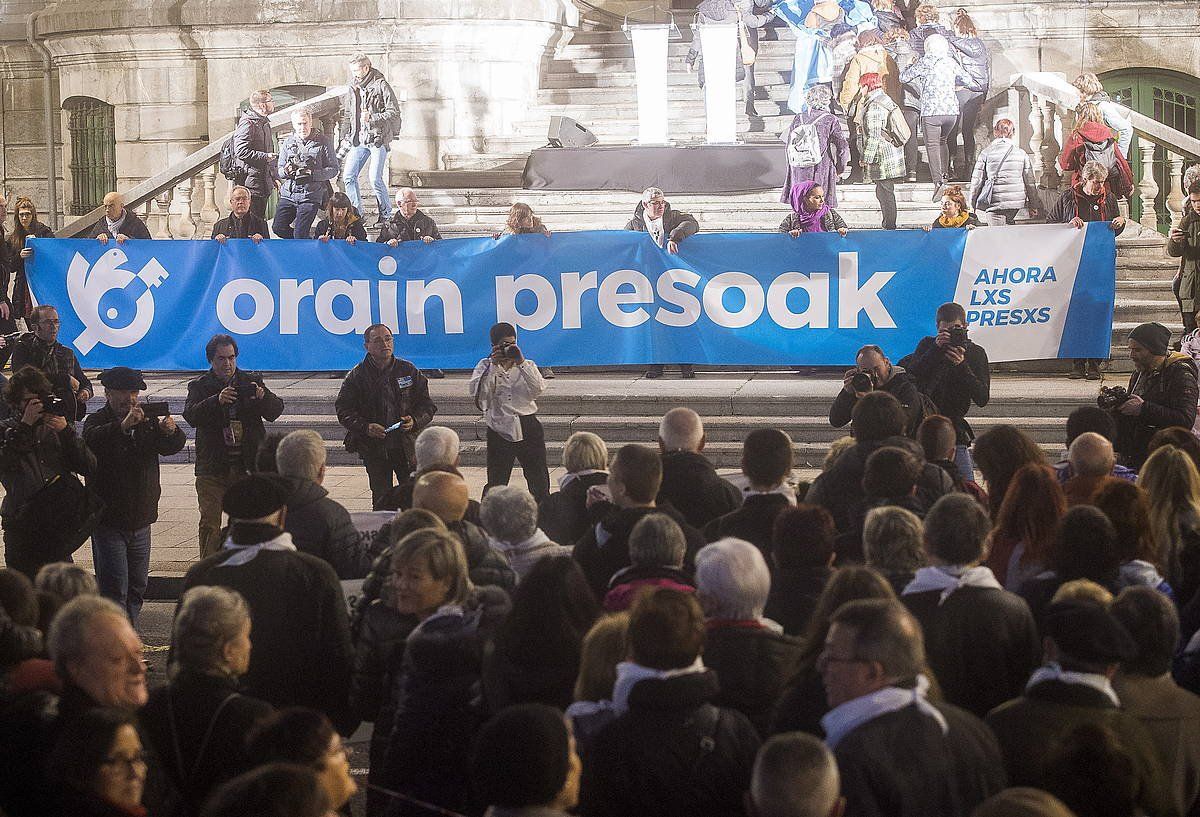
1118, 351, 1200, 468
624, 201, 699, 246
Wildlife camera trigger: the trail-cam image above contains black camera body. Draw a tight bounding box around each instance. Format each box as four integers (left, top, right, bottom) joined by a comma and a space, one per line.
851, 370, 877, 393
284, 142, 319, 183
141, 401, 170, 418
41, 394, 70, 417
1098, 385, 1130, 411
948, 326, 969, 347
235, 383, 259, 401
494, 342, 521, 361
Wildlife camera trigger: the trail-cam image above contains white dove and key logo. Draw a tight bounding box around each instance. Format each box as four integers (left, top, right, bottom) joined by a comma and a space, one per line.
66, 248, 170, 354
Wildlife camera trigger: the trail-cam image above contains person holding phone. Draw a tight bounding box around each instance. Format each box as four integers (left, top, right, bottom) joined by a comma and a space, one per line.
82, 367, 186, 624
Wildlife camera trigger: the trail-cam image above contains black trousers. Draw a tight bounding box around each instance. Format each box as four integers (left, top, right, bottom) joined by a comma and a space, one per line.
363, 450, 413, 511
2, 514, 69, 580
485, 414, 550, 502
249, 194, 269, 221
875, 178, 898, 230
902, 107, 921, 177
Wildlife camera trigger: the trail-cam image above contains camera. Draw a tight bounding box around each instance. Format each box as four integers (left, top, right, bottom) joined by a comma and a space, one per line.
948, 326, 969, 347
285, 144, 318, 183
141, 401, 170, 418
41, 394, 70, 417
851, 370, 876, 393
493, 342, 521, 361
236, 384, 259, 401
1097, 385, 1131, 411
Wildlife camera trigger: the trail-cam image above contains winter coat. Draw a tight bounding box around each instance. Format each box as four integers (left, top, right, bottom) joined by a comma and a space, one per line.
898, 337, 990, 444
183, 369, 284, 477
1169, 212, 1200, 315
778, 208, 848, 234
780, 109, 851, 208
768, 664, 828, 737
449, 518, 519, 593
210, 213, 270, 239
312, 213, 368, 242
1057, 120, 1134, 195
377, 209, 442, 244
276, 131, 338, 206
281, 476, 375, 579
949, 34, 990, 93
703, 493, 793, 565
1118, 352, 1200, 469
481, 624, 582, 713
704, 622, 803, 737
839, 45, 901, 111
538, 471, 609, 547
0, 605, 41, 672
231, 107, 278, 198
488, 529, 572, 581
603, 564, 696, 612
574, 502, 706, 599
0, 418, 95, 517
763, 564, 831, 637
828, 367, 921, 429
140, 670, 274, 817
1085, 92, 1135, 159
342, 67, 402, 148
968, 137, 1040, 213
9, 333, 91, 422
1113, 672, 1200, 817
624, 201, 699, 246
907, 22, 953, 57
900, 53, 970, 117
335, 355, 435, 465
82, 402, 186, 531
860, 90, 908, 182
579, 670, 761, 817
1047, 181, 1123, 228
10, 222, 53, 320
88, 209, 151, 241
930, 211, 983, 229
379, 587, 512, 816
658, 450, 742, 529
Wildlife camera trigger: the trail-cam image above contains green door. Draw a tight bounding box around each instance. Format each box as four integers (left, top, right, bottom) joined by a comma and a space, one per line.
1102, 69, 1199, 232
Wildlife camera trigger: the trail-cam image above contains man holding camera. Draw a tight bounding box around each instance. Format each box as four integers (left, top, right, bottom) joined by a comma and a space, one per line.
898, 302, 990, 480
341, 54, 401, 227
82, 367, 186, 624
336, 323, 437, 509
1109, 322, 1199, 469
5, 305, 91, 422
468, 321, 550, 502
829, 344, 921, 429
184, 334, 285, 557
272, 108, 339, 239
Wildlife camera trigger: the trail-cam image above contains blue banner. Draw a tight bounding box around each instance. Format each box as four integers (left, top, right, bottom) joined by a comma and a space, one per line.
27, 224, 1116, 371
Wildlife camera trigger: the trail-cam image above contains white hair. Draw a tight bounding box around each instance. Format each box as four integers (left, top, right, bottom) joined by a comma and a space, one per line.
47, 595, 126, 679
695, 538, 772, 620
276, 429, 326, 482
659, 407, 704, 453
290, 107, 312, 123
629, 513, 687, 568
480, 485, 539, 544
924, 33, 950, 57
641, 186, 665, 204
395, 186, 417, 204
415, 426, 460, 470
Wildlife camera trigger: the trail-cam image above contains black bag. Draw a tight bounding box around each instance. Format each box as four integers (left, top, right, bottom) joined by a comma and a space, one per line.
14, 471, 106, 561
905, 391, 941, 438
218, 137, 242, 182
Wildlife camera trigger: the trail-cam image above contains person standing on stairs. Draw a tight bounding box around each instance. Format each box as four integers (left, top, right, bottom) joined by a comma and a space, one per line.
340, 54, 402, 229
686, 0, 777, 118
1168, 181, 1200, 335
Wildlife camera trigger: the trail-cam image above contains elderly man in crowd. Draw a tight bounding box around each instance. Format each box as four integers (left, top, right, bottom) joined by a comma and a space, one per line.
1053, 405, 1138, 483
748, 733, 843, 817
479, 484, 570, 580
657, 407, 741, 529
273, 107, 339, 239
412, 469, 516, 592
378, 187, 442, 246
91, 192, 151, 243
211, 186, 270, 242
375, 425, 473, 516
604, 513, 696, 611
1062, 431, 1119, 506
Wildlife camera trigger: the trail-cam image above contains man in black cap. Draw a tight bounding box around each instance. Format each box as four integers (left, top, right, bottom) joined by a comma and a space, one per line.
82, 367, 185, 624
1110, 321, 1199, 469
180, 474, 357, 735
986, 600, 1175, 817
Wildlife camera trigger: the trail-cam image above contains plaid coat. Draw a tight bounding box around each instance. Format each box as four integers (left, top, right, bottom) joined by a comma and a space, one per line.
860, 91, 906, 182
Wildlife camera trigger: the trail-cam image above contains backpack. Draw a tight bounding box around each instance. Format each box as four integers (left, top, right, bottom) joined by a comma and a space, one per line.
218, 136, 242, 182
883, 103, 911, 148
905, 391, 941, 438
787, 114, 829, 169
1082, 137, 1133, 198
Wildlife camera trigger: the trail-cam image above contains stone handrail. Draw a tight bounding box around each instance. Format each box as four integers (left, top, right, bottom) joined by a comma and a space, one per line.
57, 85, 349, 238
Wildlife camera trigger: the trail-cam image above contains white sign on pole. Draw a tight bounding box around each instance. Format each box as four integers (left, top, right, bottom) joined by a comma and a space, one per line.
699, 22, 738, 144
630, 24, 671, 144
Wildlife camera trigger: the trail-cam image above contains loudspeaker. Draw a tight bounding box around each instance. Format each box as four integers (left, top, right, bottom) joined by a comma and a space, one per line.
547, 116, 599, 148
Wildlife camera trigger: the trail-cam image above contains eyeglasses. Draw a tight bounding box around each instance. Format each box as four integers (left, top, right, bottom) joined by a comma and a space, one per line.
39, 319, 61, 327
102, 752, 148, 773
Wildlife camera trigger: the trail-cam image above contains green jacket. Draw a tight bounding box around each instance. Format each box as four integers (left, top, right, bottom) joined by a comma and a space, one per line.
1168, 208, 1200, 314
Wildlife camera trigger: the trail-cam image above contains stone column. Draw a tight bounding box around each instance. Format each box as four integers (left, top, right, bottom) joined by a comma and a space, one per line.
1040, 100, 1062, 190
1138, 138, 1160, 232
199, 166, 220, 233
154, 189, 174, 239
1028, 93, 1045, 184
1167, 152, 1186, 230
172, 179, 197, 239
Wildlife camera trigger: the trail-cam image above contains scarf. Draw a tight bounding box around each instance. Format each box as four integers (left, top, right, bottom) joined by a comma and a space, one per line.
105, 210, 128, 237
937, 210, 971, 228
821, 674, 946, 748
789, 179, 831, 232
559, 468, 606, 491
611, 658, 705, 714
1027, 663, 1120, 706
220, 529, 295, 566
902, 564, 1002, 604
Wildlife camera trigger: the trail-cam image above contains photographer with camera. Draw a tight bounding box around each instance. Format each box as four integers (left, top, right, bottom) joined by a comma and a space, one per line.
0, 365, 97, 579
829, 344, 921, 429
898, 302, 991, 480
183, 334, 285, 557
1106, 322, 1199, 470
82, 367, 185, 624
468, 321, 550, 502
4, 305, 91, 422
335, 323, 437, 509
272, 108, 339, 240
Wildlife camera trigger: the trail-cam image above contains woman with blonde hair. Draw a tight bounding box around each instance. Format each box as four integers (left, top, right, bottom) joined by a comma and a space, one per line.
1072, 72, 1134, 159
538, 431, 609, 547
1057, 101, 1133, 196
566, 612, 631, 755
494, 202, 551, 238
1140, 445, 1200, 607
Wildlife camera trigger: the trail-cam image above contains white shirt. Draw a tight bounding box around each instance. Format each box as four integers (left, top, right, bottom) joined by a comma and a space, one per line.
646, 215, 666, 247
468, 358, 545, 442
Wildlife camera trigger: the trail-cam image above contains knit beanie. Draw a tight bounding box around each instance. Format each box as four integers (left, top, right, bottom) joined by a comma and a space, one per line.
1129, 322, 1171, 356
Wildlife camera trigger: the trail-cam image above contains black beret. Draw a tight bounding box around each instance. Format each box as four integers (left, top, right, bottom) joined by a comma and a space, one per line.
98, 366, 147, 391
1043, 600, 1137, 665
222, 474, 289, 520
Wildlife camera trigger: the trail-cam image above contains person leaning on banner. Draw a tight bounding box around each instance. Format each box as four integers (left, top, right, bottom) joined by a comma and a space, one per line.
830, 344, 920, 429
10, 196, 55, 324
90, 192, 151, 243
780, 182, 849, 236
183, 333, 285, 558
626, 187, 700, 380
1106, 322, 1199, 471
925, 185, 982, 231
231, 89, 279, 220
898, 301, 990, 481
273, 107, 339, 240
211, 186, 269, 243
313, 192, 368, 243
0, 365, 97, 579
5, 305, 92, 423
335, 323, 436, 510
82, 366, 185, 625
378, 187, 442, 246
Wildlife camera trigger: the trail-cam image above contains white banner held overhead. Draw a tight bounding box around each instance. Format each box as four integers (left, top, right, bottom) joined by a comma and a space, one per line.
630, 24, 671, 145
699, 22, 738, 144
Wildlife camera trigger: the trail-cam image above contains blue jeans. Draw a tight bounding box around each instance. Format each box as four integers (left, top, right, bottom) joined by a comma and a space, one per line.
342, 144, 391, 219
92, 525, 151, 624
954, 444, 975, 483
272, 197, 320, 239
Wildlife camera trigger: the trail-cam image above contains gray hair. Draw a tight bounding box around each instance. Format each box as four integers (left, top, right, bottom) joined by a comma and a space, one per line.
563, 431, 608, 473
832, 598, 925, 683
641, 186, 665, 204
1068, 431, 1115, 478
290, 107, 312, 123
275, 429, 326, 483
348, 53, 372, 67
863, 506, 925, 573
396, 186, 418, 204
229, 185, 252, 200
695, 538, 771, 620
415, 426, 460, 470
804, 84, 833, 111
35, 562, 98, 602
172, 586, 251, 675
1081, 159, 1109, 183
924, 33, 950, 57
629, 513, 687, 568
659, 407, 704, 452
480, 485, 539, 544
47, 595, 126, 679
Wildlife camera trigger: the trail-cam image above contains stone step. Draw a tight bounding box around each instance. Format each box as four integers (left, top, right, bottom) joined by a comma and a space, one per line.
543, 67, 794, 89
536, 84, 797, 106
510, 112, 794, 139
401, 185, 949, 208
548, 52, 798, 74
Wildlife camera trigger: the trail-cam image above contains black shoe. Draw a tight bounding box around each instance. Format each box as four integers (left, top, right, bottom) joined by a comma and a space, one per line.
423, 368, 446, 379
745, 102, 759, 118
1068, 365, 1085, 380
1085, 362, 1102, 380
372, 218, 389, 229
540, 367, 556, 379
681, 366, 696, 380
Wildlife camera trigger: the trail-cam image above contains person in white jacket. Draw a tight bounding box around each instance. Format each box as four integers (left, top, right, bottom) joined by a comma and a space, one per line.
1073, 72, 1134, 160
967, 119, 1043, 225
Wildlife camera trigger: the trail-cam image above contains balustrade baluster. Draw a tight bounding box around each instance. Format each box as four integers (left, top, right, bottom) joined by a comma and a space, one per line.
199, 166, 220, 233
1028, 93, 1045, 184
1167, 152, 1186, 230
154, 189, 174, 239
1040, 100, 1062, 190
1137, 138, 1160, 232
172, 179, 197, 239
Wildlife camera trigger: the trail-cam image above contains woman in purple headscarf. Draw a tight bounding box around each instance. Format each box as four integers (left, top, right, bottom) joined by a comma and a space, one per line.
779, 181, 850, 235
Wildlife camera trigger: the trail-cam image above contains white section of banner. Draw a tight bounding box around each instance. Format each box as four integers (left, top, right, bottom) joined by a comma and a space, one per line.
630, 25, 671, 145
699, 23, 738, 144
952, 224, 1088, 362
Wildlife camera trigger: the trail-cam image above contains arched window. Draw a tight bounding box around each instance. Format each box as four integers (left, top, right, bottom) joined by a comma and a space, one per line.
62, 96, 116, 216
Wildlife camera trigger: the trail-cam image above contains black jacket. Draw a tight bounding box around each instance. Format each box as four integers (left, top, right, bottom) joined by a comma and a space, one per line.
898, 337, 991, 444
1047, 183, 1124, 228
901, 584, 1040, 718
9, 333, 91, 422
140, 670, 274, 817
335, 355, 435, 466
538, 471, 609, 547
342, 67, 402, 147
183, 369, 284, 477
313, 215, 369, 242
763, 564, 832, 636
624, 201, 700, 246
1118, 352, 1200, 469
282, 476, 376, 579
658, 450, 742, 529
276, 132, 338, 206
11, 222, 54, 320
0, 418, 95, 516
210, 213, 270, 239
703, 493, 792, 564
88, 209, 151, 240
704, 623, 803, 737
574, 502, 706, 599
232, 107, 278, 197
579, 670, 760, 817
448, 518, 518, 593
82, 403, 186, 530
828, 368, 921, 429
181, 541, 358, 735
377, 209, 442, 244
